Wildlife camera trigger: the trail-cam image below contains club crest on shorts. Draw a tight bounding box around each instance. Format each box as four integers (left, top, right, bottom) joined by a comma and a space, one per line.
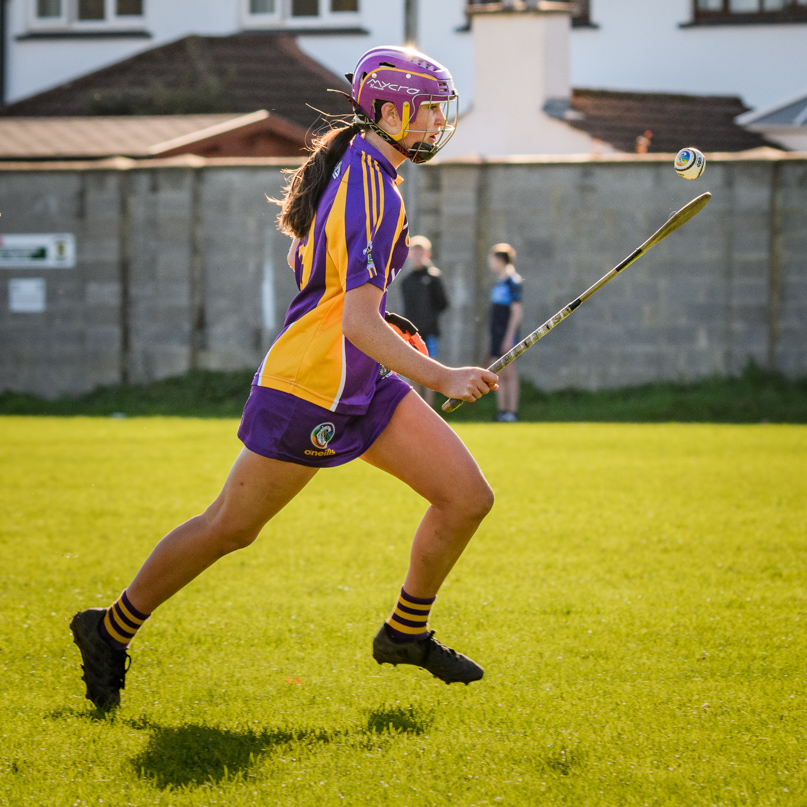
311, 422, 335, 449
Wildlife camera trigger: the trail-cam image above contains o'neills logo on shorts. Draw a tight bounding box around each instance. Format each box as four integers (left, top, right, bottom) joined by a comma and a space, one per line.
306, 422, 336, 457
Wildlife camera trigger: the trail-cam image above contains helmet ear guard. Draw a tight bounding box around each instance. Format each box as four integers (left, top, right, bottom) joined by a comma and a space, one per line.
389, 101, 412, 144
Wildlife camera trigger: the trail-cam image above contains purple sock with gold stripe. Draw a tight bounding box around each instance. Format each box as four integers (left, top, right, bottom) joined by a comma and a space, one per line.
99, 590, 150, 650
385, 587, 436, 643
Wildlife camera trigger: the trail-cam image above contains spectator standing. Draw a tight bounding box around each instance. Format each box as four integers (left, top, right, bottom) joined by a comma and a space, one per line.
401, 235, 449, 405
487, 243, 523, 422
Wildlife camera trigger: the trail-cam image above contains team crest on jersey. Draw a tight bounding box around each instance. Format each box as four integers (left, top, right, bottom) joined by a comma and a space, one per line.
363, 240, 376, 273
378, 364, 393, 378
311, 422, 335, 448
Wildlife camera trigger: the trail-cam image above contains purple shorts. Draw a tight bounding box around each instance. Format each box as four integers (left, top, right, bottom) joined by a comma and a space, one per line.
237, 373, 412, 468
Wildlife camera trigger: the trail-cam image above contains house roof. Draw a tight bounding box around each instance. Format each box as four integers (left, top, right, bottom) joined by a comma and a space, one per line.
567, 88, 781, 153
0, 32, 781, 155
737, 93, 807, 129
0, 33, 351, 132
0, 111, 310, 160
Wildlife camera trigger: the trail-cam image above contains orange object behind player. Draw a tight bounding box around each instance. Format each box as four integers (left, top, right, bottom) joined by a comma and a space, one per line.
384, 311, 429, 356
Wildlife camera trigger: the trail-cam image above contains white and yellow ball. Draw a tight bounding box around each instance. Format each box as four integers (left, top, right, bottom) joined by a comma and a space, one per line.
674, 147, 705, 180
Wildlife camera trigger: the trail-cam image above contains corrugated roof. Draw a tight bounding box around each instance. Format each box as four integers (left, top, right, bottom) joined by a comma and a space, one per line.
0, 114, 241, 158
0, 112, 290, 159
0, 33, 351, 131
567, 88, 781, 153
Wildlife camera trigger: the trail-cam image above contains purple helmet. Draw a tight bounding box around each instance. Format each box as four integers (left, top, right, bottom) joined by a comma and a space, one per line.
345, 46, 459, 163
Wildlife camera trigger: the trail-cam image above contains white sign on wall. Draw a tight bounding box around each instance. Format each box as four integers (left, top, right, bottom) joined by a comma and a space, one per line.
9, 278, 47, 313
0, 234, 76, 268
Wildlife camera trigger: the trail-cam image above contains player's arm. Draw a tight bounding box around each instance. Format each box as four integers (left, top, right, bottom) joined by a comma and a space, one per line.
343, 282, 497, 403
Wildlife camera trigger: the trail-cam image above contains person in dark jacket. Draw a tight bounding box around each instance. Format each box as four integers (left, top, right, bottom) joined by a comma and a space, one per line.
401, 235, 449, 405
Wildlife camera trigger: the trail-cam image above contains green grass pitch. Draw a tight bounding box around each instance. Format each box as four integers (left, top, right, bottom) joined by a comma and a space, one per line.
1, 417, 805, 806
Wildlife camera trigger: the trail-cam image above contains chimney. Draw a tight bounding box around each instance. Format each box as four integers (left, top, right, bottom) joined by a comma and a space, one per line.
441, 1, 604, 158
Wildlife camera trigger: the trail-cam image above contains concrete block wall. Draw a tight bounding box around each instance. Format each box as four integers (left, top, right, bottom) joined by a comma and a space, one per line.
410, 153, 807, 391
1, 152, 805, 399
0, 157, 294, 398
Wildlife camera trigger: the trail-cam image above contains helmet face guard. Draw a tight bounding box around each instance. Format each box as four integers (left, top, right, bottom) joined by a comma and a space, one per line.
342, 46, 459, 164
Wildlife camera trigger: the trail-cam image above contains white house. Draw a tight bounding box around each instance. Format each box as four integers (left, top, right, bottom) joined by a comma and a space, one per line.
2, 0, 806, 134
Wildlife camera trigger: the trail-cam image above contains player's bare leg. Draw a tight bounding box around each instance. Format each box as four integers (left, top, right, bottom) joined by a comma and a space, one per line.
362, 390, 494, 683
126, 449, 317, 613
71, 449, 316, 708
363, 390, 493, 596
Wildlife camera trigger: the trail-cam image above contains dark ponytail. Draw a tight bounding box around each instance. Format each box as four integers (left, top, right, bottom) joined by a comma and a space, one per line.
273, 121, 365, 239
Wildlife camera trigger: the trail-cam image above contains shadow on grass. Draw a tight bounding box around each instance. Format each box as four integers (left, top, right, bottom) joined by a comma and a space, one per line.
128, 707, 433, 789
365, 704, 434, 735
130, 722, 332, 789
49, 704, 122, 723
50, 701, 434, 789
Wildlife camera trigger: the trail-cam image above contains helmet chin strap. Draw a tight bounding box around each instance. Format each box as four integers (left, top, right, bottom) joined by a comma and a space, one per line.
329, 89, 436, 164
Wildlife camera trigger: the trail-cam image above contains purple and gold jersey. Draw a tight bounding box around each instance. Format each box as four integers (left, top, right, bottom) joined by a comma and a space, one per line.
255, 136, 409, 415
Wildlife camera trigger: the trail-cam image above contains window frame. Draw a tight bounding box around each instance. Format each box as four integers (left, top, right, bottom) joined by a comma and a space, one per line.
464, 0, 590, 25
692, 0, 807, 24
242, 0, 361, 30
29, 0, 146, 31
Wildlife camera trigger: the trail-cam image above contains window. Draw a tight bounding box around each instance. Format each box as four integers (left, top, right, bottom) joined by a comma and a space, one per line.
32, 0, 144, 27
244, 0, 359, 28
37, 0, 61, 16
465, 1, 591, 26
78, 0, 105, 20
291, 0, 318, 16
117, 0, 143, 14
693, 0, 807, 21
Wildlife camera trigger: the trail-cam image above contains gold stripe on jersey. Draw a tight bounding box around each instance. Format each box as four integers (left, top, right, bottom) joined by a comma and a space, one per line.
368, 153, 379, 231
374, 160, 386, 277
361, 153, 372, 244
257, 166, 352, 410
377, 160, 385, 223
361, 152, 387, 280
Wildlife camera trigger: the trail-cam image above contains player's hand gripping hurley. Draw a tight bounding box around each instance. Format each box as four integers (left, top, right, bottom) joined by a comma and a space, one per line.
442, 192, 712, 413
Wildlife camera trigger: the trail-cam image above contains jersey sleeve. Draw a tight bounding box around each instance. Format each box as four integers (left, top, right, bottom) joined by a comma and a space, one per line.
341, 162, 407, 294
508, 277, 524, 304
